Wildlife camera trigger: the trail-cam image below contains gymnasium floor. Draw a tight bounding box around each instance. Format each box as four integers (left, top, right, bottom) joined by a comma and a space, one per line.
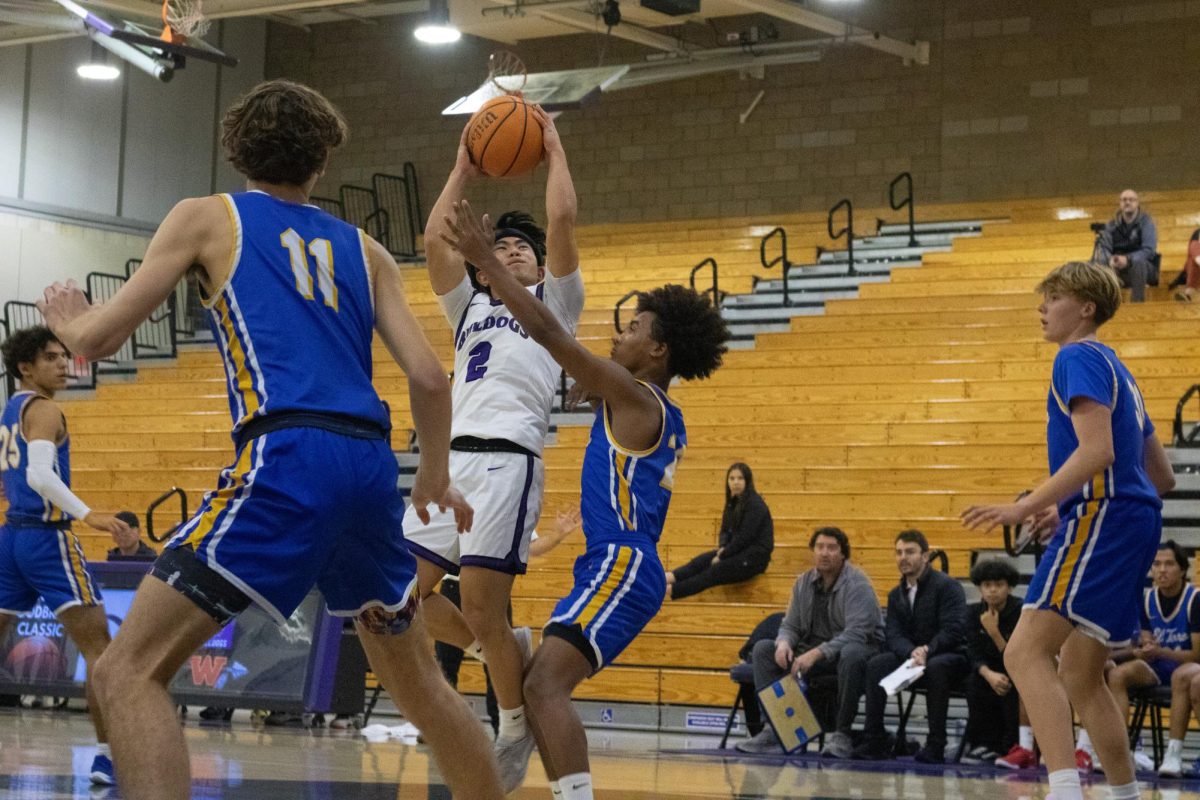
5, 710, 1200, 799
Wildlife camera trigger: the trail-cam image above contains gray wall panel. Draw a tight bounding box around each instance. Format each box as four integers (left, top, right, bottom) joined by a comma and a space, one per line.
122, 59, 218, 223
0, 48, 26, 199
213, 19, 267, 194
23, 38, 122, 215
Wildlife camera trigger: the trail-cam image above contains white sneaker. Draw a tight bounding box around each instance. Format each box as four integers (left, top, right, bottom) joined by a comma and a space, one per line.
1160, 749, 1184, 778
514, 626, 534, 669
1134, 747, 1154, 771
495, 731, 536, 793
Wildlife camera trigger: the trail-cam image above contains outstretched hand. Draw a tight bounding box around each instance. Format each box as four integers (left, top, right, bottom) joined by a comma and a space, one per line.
530, 104, 562, 156
960, 502, 1029, 533
37, 280, 93, 342
454, 119, 483, 179
411, 470, 474, 534
440, 200, 497, 272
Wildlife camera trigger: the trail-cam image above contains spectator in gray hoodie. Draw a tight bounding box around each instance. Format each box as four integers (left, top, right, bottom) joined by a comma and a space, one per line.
1093, 189, 1159, 302
736, 526, 883, 758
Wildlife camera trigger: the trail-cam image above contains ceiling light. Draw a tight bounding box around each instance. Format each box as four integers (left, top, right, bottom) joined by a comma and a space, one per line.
414, 0, 460, 44
78, 41, 120, 80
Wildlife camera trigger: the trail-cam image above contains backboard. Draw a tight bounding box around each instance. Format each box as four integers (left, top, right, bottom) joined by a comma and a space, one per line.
443, 65, 629, 116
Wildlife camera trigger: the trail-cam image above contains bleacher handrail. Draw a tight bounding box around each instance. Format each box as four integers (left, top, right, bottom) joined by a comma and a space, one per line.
613, 290, 638, 334
758, 227, 792, 306
828, 198, 856, 276
1173, 384, 1200, 447
688, 257, 722, 308
888, 172, 917, 247
372, 167, 422, 258
86, 271, 177, 361
146, 486, 188, 543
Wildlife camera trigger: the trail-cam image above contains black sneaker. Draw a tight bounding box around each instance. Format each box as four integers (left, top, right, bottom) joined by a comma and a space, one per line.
914, 745, 945, 764
851, 739, 890, 761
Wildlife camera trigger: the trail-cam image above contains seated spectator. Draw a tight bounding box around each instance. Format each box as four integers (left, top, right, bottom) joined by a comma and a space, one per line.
854, 530, 969, 764
1099, 541, 1200, 778
1092, 189, 1159, 302
667, 463, 773, 601
961, 559, 1031, 767
1173, 228, 1200, 302
105, 511, 156, 560
735, 527, 882, 758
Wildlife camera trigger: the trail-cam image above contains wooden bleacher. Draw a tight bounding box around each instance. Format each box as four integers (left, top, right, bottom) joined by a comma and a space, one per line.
4, 189, 1200, 710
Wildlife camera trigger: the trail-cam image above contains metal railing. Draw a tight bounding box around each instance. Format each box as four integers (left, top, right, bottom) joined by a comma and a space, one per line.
613, 290, 638, 334
759, 227, 793, 306
87, 272, 177, 360
340, 185, 391, 250
689, 257, 722, 308
1174, 384, 1200, 447
310, 196, 345, 219
888, 172, 917, 247
146, 486, 188, 543
127, 259, 193, 341
828, 198, 856, 276
373, 166, 422, 258
2, 301, 96, 390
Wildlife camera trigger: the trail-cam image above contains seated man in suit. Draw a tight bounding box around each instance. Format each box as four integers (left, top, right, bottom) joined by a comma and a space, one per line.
854, 529, 969, 764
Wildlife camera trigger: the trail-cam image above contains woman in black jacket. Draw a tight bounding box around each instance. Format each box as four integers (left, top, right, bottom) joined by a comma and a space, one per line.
666, 462, 773, 600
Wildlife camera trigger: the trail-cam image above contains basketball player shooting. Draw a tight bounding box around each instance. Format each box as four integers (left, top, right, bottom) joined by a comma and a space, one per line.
407, 104, 584, 792
441, 198, 730, 800
35, 80, 501, 800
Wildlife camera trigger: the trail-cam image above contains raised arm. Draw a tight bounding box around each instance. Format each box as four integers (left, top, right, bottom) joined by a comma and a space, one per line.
38, 196, 228, 361
440, 200, 659, 434
367, 237, 471, 531
535, 107, 579, 279
423, 125, 482, 295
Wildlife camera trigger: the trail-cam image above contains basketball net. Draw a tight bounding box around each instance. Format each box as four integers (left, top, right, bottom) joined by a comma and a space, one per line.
487, 51, 527, 96
160, 0, 210, 44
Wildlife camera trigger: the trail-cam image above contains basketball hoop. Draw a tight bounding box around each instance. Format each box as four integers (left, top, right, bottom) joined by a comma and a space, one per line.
488, 51, 527, 96
161, 0, 209, 44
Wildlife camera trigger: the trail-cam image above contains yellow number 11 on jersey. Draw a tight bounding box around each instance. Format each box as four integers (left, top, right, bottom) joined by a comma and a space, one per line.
280, 228, 339, 311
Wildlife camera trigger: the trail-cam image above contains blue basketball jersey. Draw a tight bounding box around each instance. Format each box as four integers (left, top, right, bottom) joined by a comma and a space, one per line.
579, 382, 685, 546
0, 391, 72, 527
1046, 341, 1160, 514
204, 191, 389, 437
1143, 584, 1199, 653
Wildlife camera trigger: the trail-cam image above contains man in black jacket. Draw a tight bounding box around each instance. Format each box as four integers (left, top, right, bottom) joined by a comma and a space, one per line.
853, 530, 969, 763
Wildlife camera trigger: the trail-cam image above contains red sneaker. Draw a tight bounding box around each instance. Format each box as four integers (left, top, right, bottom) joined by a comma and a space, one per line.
1075, 748, 1094, 773
995, 744, 1037, 770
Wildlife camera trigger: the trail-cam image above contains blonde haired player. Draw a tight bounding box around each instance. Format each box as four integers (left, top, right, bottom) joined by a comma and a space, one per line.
964, 261, 1176, 800
409, 107, 583, 791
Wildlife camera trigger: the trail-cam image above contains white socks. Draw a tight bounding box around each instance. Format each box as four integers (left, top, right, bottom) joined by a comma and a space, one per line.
1048, 768, 1083, 800
96, 743, 111, 758
1167, 738, 1184, 758
1109, 781, 1140, 800
550, 781, 564, 798
1019, 725, 1034, 751
558, 773, 592, 800
497, 705, 528, 743
466, 640, 485, 662
1076, 729, 1092, 752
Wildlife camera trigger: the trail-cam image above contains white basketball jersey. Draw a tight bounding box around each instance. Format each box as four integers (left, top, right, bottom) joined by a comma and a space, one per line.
438, 270, 585, 456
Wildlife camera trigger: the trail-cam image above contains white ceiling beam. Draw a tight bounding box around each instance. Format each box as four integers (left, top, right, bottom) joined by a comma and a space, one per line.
724, 0, 928, 64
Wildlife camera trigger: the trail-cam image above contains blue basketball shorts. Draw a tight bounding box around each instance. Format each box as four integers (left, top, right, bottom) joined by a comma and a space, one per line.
0, 523, 102, 615
1024, 498, 1161, 646
546, 541, 665, 672
165, 427, 416, 625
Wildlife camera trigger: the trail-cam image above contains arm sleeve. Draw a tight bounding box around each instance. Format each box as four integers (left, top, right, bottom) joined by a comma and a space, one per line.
540, 269, 585, 333
927, 579, 968, 656
436, 275, 475, 328
817, 578, 879, 660
1053, 345, 1116, 411
719, 498, 768, 559
25, 440, 90, 520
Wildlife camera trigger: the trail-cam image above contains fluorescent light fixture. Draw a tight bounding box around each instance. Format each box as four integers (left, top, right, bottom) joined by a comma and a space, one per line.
414, 0, 460, 44
77, 62, 120, 80
1055, 207, 1090, 220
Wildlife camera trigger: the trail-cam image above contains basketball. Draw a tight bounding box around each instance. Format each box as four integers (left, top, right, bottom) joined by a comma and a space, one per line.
6, 636, 64, 682
466, 96, 544, 178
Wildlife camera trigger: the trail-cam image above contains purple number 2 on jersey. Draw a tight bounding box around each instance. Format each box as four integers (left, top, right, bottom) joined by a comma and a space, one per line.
465, 341, 492, 382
